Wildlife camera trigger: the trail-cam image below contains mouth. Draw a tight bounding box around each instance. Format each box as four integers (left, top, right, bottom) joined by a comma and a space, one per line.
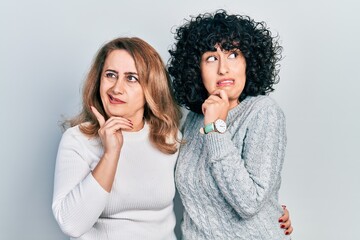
108, 94, 126, 104
216, 79, 234, 87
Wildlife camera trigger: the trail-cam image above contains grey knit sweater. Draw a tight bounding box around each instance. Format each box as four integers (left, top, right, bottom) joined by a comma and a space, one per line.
175, 96, 290, 240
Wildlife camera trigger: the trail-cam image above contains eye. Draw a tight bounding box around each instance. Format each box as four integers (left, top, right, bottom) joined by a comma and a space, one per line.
228, 52, 238, 59
105, 71, 117, 79
127, 75, 139, 82
206, 56, 217, 62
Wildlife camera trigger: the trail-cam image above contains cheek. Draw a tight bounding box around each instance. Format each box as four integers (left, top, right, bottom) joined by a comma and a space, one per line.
99, 81, 108, 99
238, 61, 247, 77
201, 70, 213, 89
203, 80, 216, 95
138, 92, 145, 106
239, 67, 246, 77
133, 87, 146, 105
203, 83, 213, 95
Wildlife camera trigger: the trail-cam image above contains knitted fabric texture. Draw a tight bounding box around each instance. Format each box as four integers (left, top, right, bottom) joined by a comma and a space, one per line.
176, 96, 290, 240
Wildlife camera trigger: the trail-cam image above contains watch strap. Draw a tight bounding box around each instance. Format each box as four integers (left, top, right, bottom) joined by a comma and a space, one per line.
203, 122, 215, 134
200, 122, 216, 134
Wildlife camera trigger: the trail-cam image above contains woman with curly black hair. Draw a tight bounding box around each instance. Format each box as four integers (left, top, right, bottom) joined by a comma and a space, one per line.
169, 10, 292, 239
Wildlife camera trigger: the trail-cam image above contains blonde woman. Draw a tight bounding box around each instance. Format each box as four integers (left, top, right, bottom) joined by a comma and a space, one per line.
52, 37, 181, 240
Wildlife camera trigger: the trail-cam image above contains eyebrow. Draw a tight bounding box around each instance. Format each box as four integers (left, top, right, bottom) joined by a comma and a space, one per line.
104, 69, 118, 74
124, 71, 138, 76
105, 69, 138, 75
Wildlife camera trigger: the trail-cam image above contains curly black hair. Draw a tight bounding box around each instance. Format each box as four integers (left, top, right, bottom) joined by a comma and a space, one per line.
168, 10, 283, 114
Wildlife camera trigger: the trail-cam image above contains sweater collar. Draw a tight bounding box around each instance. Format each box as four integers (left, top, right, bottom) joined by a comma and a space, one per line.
226, 96, 252, 124
122, 122, 149, 141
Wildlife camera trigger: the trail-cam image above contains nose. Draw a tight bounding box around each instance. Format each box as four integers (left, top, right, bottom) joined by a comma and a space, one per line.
112, 79, 124, 94
218, 57, 229, 75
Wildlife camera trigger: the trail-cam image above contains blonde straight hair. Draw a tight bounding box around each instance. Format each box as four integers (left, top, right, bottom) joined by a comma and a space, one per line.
69, 37, 181, 154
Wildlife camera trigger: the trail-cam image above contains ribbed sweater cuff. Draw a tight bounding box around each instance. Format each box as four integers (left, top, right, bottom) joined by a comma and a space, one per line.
204, 131, 234, 162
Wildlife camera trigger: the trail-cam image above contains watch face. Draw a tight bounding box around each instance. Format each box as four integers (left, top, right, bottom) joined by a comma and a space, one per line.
215, 119, 227, 133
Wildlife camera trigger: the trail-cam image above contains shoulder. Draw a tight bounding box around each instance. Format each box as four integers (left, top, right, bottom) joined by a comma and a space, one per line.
62, 124, 83, 139
234, 96, 286, 130
246, 95, 284, 117
248, 96, 286, 130
248, 95, 282, 110
61, 123, 96, 145
58, 123, 102, 161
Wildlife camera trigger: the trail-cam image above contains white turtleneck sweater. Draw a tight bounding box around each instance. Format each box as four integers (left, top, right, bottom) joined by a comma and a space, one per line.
52, 123, 178, 240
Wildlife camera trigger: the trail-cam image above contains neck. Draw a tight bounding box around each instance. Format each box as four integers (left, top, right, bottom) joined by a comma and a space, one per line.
229, 99, 240, 110
123, 115, 145, 132
131, 119, 145, 132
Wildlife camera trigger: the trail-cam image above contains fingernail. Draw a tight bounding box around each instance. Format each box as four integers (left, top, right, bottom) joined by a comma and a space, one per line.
281, 224, 285, 228
278, 219, 283, 223
285, 231, 289, 235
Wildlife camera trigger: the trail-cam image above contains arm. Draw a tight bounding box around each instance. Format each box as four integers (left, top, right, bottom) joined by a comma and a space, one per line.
205, 104, 286, 219
52, 130, 109, 237
52, 107, 133, 237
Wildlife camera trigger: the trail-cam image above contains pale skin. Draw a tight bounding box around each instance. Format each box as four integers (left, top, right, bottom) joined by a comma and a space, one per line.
201, 47, 246, 125
200, 47, 293, 234
90, 49, 146, 193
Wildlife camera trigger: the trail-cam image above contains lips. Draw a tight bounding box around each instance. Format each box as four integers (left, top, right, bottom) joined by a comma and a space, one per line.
108, 94, 125, 104
217, 79, 234, 87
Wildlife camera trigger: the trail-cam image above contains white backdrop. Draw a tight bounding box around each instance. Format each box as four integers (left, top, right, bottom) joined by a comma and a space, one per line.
1, 0, 359, 239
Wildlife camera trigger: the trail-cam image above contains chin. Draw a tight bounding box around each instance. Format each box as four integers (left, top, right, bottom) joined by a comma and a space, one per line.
105, 110, 122, 118
112, 112, 125, 118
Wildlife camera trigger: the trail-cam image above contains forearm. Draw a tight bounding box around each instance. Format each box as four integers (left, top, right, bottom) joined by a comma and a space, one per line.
52, 132, 110, 237
205, 106, 286, 218
205, 133, 275, 218
92, 152, 119, 192
52, 172, 109, 237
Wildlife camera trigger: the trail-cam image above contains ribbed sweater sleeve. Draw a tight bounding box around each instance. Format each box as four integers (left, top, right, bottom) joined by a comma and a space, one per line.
52, 127, 109, 237
204, 103, 286, 219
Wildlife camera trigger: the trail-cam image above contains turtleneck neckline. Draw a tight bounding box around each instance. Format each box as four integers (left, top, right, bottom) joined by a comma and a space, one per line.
122, 122, 149, 141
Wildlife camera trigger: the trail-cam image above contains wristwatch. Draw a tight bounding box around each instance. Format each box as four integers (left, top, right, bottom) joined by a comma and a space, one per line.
200, 119, 227, 134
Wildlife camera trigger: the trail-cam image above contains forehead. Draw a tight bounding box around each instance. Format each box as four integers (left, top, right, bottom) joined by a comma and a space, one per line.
104, 49, 137, 71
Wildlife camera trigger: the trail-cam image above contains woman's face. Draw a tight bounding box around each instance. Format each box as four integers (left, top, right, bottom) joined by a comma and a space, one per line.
200, 46, 246, 109
99, 49, 145, 120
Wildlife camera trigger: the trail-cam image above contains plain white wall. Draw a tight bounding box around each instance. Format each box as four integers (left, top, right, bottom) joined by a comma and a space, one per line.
1, 0, 359, 239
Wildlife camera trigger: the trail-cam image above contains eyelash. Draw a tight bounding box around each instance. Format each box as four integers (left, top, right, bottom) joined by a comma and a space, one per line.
127, 75, 138, 82
228, 52, 238, 58
207, 56, 217, 62
206, 52, 238, 62
105, 72, 138, 82
105, 72, 117, 79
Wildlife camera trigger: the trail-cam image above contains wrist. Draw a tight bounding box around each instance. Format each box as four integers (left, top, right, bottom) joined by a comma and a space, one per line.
103, 150, 120, 161
200, 119, 227, 134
